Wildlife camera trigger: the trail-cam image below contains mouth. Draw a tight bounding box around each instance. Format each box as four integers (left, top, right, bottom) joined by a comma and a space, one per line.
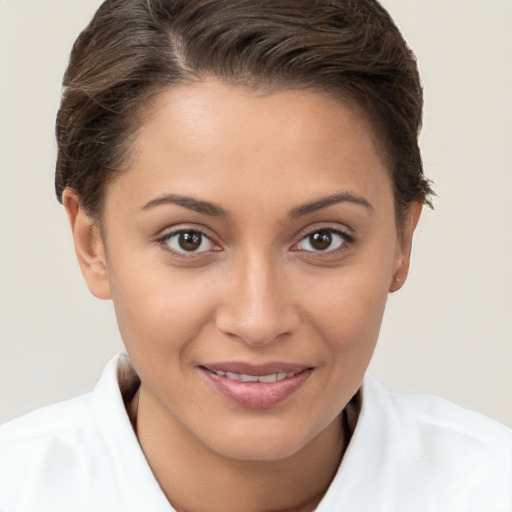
206, 367, 304, 383
199, 363, 313, 409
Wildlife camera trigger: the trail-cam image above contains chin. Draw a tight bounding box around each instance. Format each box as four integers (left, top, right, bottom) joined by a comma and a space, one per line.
202, 417, 323, 462
215, 437, 307, 462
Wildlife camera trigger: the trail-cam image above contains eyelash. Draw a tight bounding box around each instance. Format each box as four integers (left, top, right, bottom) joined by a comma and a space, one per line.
155, 226, 354, 258
155, 228, 220, 258
293, 227, 354, 256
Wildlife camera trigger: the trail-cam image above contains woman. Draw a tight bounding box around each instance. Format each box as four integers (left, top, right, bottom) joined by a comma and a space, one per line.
1, 1, 510, 511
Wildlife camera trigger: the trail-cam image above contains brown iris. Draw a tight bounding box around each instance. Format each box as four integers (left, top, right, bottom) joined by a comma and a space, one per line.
309, 231, 333, 251
178, 231, 202, 251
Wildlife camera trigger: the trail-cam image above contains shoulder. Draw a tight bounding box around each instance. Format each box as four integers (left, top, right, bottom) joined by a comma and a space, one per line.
0, 391, 100, 510
0, 354, 169, 512
372, 376, 512, 454
0, 353, 129, 446
321, 375, 511, 511
0, 355, 136, 511
0, 389, 99, 479
358, 375, 512, 510
0, 392, 93, 444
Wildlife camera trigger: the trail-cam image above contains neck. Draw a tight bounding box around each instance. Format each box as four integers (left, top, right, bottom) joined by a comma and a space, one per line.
129, 386, 358, 512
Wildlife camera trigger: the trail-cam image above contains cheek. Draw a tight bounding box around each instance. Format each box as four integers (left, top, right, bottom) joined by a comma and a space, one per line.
300, 257, 393, 356
107, 257, 216, 363
309, 282, 388, 349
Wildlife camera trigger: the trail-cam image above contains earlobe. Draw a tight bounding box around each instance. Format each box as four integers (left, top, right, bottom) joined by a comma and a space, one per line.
62, 189, 112, 300
389, 201, 423, 293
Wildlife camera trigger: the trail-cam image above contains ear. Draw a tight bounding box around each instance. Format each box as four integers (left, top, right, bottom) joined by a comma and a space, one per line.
389, 201, 423, 293
62, 189, 112, 300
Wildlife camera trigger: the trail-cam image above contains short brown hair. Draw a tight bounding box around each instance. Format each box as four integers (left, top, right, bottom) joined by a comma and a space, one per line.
55, 0, 432, 226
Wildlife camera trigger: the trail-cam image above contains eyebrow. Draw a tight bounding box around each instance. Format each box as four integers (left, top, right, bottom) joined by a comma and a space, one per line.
141, 191, 372, 218
289, 192, 373, 218
141, 194, 227, 217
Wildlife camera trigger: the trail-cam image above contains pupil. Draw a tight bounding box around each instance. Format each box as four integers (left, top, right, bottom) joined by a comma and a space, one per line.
310, 231, 332, 250
179, 231, 202, 251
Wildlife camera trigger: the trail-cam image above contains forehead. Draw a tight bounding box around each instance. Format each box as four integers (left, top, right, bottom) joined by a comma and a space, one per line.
136, 81, 385, 159
107, 80, 393, 216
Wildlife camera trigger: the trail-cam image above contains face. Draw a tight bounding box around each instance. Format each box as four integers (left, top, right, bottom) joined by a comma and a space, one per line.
67, 81, 418, 462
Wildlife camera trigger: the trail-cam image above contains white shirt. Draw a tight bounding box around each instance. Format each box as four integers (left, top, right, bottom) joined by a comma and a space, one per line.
1, 354, 511, 512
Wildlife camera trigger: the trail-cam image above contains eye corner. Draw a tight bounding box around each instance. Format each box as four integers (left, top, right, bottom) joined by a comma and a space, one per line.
156, 227, 222, 257
292, 226, 355, 256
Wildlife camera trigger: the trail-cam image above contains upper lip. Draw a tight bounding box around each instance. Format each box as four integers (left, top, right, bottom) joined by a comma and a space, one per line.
200, 362, 312, 376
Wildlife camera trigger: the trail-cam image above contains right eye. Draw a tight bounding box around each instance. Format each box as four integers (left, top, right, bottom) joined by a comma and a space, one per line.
162, 229, 216, 254
296, 229, 346, 253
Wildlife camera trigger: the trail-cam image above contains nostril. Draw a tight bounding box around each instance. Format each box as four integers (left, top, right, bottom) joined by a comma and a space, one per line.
215, 305, 300, 347
214, 264, 300, 346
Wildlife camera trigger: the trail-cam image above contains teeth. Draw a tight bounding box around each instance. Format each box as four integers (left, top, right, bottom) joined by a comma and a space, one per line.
258, 374, 277, 383
240, 374, 259, 382
211, 369, 298, 382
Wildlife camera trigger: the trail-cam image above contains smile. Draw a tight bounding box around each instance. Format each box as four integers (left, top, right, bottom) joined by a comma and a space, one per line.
208, 369, 301, 383
200, 364, 313, 409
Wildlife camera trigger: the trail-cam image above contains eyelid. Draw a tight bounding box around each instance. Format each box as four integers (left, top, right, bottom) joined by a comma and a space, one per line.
155, 225, 222, 257
291, 225, 355, 254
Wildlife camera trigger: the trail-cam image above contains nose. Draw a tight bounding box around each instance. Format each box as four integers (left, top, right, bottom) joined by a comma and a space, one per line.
215, 253, 300, 347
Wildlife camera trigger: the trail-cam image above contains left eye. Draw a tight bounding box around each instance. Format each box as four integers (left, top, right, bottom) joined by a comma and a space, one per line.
296, 229, 346, 252
164, 230, 214, 253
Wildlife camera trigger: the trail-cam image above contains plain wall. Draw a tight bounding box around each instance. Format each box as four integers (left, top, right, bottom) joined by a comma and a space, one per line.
0, 0, 511, 427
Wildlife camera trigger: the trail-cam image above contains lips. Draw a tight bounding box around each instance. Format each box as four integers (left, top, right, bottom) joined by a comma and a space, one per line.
200, 362, 313, 409
209, 369, 300, 383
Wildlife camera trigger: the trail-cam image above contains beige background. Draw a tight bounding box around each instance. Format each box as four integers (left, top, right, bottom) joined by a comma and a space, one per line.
0, 0, 511, 427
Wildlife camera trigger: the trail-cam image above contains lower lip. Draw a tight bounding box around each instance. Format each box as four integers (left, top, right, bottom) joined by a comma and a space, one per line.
200, 368, 313, 409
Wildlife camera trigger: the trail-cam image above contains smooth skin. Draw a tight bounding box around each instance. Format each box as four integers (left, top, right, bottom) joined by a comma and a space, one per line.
64, 81, 421, 512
